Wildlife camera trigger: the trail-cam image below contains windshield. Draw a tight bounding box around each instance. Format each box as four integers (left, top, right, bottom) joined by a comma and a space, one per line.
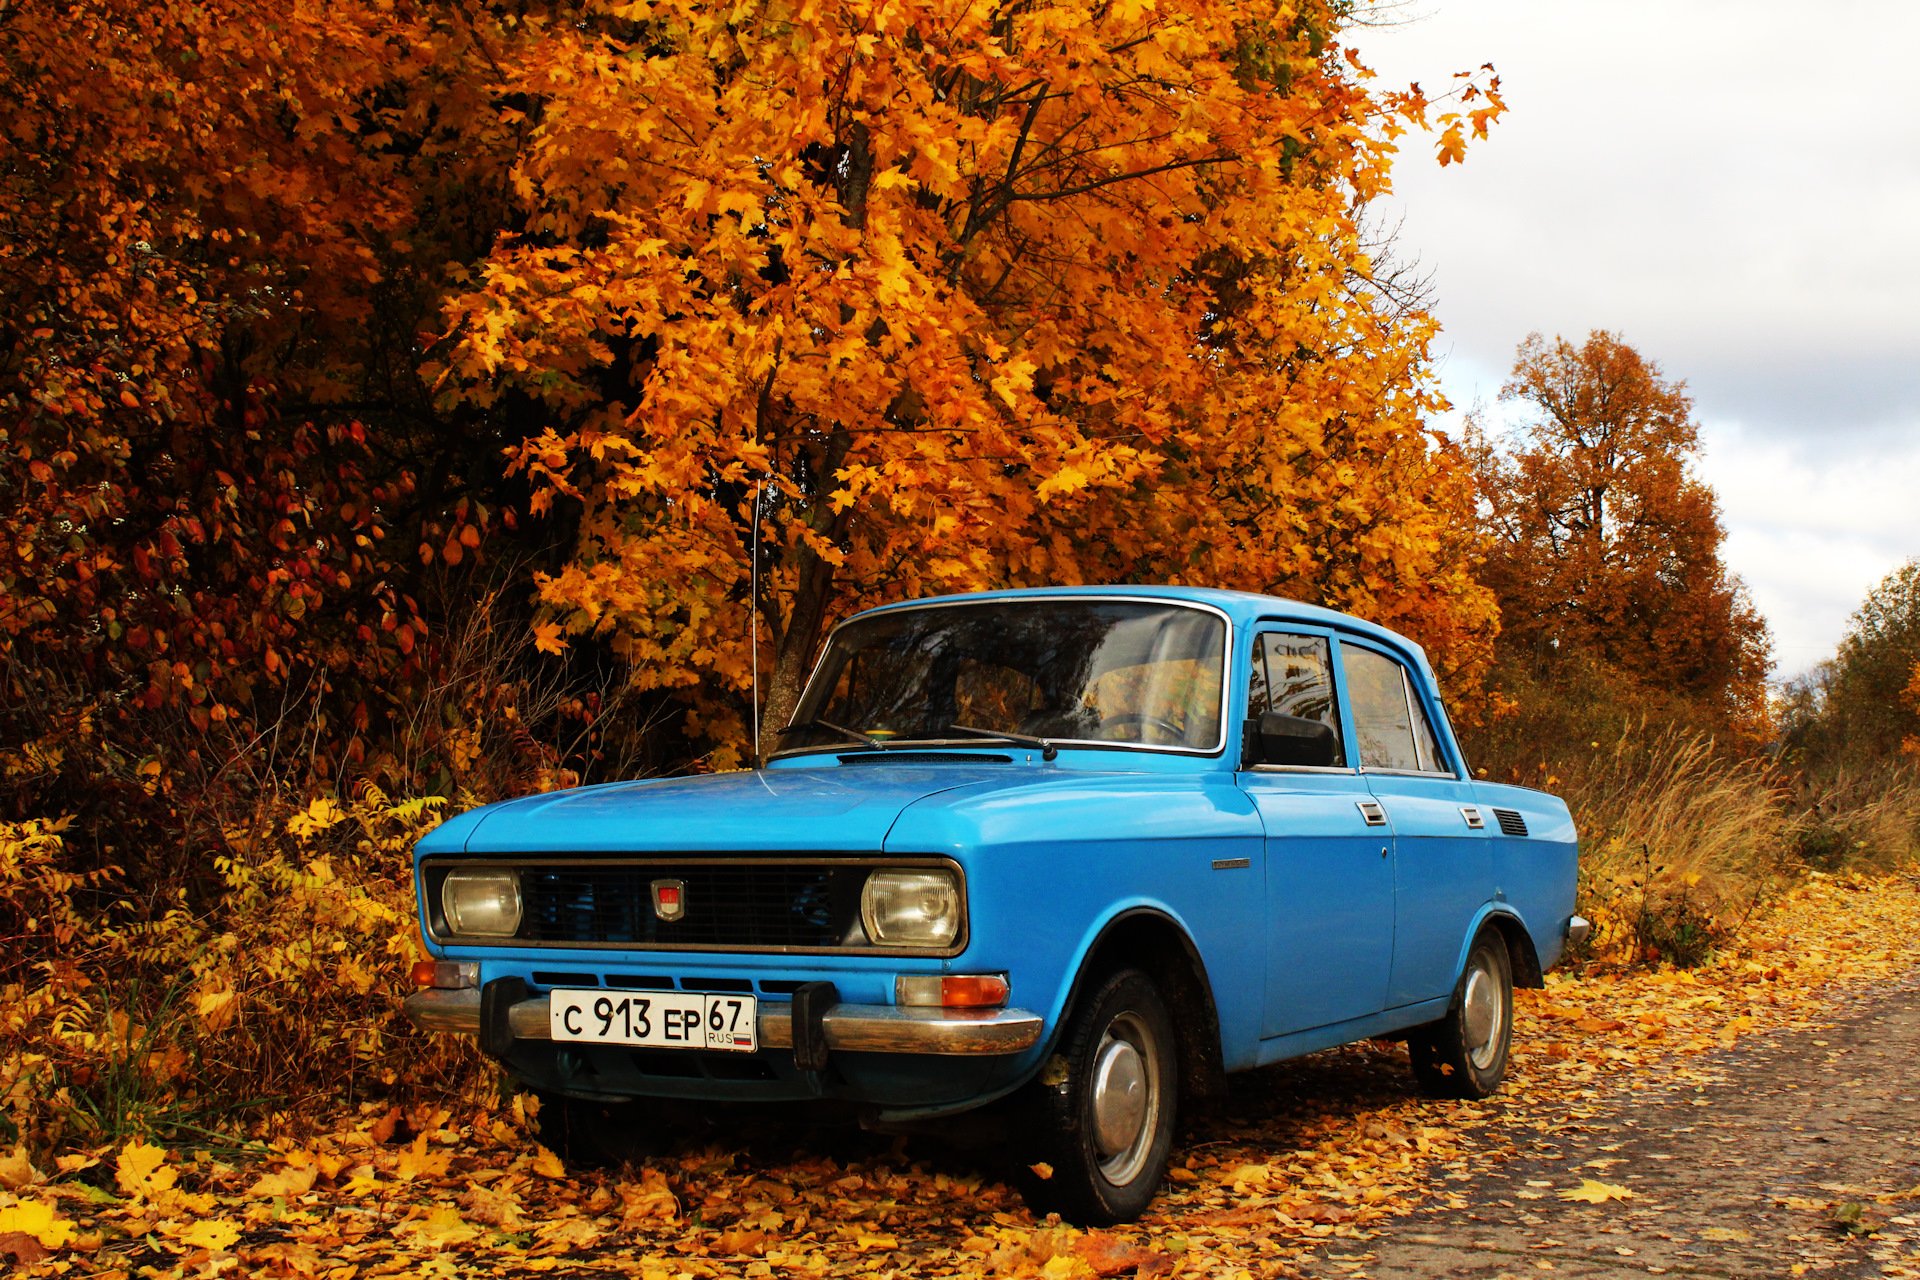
780, 599, 1227, 755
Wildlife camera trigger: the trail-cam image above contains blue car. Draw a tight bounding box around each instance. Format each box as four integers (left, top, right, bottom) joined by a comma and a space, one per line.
405, 587, 1582, 1222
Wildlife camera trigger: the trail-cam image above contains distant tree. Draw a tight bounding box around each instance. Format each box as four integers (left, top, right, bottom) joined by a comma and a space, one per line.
1467, 331, 1771, 746
1785, 560, 1920, 767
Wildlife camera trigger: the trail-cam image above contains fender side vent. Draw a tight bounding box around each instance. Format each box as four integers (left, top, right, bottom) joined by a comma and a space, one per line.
1493, 808, 1529, 838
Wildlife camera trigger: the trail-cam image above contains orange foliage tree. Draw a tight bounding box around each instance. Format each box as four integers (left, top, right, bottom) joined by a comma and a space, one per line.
429, 0, 1505, 758
0, 1, 573, 863
5, 0, 1505, 815
1468, 332, 1771, 745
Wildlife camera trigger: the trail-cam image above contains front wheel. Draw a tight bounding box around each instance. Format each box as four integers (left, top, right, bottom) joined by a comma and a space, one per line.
1408, 932, 1513, 1099
1022, 969, 1178, 1224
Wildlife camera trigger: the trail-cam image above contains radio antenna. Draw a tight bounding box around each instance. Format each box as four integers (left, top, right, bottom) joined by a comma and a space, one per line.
749, 479, 763, 766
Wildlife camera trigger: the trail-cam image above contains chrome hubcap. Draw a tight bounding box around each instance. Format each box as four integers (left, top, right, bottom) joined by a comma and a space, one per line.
1089, 1013, 1159, 1183
1461, 957, 1505, 1071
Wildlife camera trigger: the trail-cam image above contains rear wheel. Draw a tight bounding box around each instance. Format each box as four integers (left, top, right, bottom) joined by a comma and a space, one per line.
1022, 969, 1178, 1224
1408, 932, 1513, 1099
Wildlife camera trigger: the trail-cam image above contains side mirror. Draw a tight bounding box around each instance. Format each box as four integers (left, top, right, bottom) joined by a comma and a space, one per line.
1249, 712, 1338, 768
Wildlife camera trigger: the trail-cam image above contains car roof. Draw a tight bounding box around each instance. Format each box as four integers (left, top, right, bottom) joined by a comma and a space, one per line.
844, 585, 1433, 671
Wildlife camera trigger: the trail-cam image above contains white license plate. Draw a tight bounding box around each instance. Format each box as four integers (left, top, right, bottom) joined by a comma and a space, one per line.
548, 989, 758, 1052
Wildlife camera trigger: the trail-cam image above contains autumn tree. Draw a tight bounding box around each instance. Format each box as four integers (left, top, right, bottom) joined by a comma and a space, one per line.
0, 0, 606, 869
1468, 332, 1770, 746
4, 0, 1508, 838
1782, 560, 1920, 768
429, 0, 1505, 760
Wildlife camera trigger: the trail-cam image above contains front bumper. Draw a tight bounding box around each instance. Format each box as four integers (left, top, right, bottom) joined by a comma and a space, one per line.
403, 986, 1044, 1056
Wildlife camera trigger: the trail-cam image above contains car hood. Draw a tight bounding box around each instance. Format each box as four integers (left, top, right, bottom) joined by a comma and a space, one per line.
456, 762, 1026, 854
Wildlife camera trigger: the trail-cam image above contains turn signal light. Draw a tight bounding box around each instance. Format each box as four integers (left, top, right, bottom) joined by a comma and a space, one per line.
895, 974, 1010, 1009
411, 960, 479, 990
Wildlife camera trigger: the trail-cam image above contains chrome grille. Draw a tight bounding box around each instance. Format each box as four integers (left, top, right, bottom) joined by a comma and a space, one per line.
518, 863, 866, 949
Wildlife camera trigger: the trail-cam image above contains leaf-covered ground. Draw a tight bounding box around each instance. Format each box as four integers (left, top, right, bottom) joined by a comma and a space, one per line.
5, 872, 1918, 1280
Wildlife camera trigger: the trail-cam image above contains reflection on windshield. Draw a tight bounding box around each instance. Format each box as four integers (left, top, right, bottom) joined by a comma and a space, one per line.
779, 601, 1226, 755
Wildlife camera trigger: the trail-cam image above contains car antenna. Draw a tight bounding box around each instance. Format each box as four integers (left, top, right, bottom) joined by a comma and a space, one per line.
750, 479, 763, 766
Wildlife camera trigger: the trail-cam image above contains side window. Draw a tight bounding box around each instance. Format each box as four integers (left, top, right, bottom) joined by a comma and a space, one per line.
1249, 633, 1345, 767
1339, 645, 1448, 774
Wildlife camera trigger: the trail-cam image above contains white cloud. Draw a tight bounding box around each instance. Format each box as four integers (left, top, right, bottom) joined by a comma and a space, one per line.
1353, 0, 1920, 676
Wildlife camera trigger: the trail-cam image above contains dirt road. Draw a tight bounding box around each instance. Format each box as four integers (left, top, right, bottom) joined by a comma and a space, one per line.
1298, 971, 1920, 1278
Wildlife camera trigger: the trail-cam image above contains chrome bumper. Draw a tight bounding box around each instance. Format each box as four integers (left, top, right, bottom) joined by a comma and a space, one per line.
1567, 914, 1592, 946
402, 987, 1044, 1056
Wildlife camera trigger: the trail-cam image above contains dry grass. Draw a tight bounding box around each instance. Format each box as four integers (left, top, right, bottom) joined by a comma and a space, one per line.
1548, 727, 1920, 966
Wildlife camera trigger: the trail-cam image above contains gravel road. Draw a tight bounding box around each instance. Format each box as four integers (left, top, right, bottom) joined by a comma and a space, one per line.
1297, 972, 1920, 1278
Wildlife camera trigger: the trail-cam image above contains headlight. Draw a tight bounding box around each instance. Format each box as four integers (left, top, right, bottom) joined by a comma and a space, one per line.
861, 869, 961, 948
442, 869, 522, 937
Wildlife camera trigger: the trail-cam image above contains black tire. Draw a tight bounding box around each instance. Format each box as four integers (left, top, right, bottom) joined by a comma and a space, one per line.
532, 1090, 655, 1168
1021, 969, 1178, 1225
1408, 932, 1514, 1099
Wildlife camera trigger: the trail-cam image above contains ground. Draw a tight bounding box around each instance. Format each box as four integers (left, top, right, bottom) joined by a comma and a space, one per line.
1297, 949, 1920, 1278
3, 873, 1917, 1279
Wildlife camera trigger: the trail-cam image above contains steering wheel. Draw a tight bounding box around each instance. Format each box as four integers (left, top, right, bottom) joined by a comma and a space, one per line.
1099, 712, 1186, 745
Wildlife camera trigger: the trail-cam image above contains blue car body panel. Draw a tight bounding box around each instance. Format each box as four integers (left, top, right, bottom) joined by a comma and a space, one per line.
410, 586, 1579, 1118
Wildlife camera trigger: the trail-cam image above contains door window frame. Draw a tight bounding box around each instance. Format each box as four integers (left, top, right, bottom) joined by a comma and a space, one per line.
1240, 626, 1357, 775
1330, 638, 1463, 780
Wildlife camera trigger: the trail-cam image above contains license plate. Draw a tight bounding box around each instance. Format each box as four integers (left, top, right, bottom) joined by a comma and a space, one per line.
548, 989, 758, 1052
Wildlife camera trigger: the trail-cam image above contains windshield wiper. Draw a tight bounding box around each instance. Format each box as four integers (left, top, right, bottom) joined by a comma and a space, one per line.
776, 718, 887, 750
947, 722, 1059, 761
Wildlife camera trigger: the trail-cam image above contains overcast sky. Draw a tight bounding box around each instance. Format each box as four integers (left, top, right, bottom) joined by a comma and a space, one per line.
1354, 0, 1920, 682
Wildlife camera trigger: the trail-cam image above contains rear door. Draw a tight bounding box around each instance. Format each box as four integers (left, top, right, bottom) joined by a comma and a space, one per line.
1237, 629, 1397, 1038
1336, 641, 1492, 1008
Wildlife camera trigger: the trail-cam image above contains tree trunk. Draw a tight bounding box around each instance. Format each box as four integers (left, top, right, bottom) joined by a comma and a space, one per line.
758, 540, 837, 763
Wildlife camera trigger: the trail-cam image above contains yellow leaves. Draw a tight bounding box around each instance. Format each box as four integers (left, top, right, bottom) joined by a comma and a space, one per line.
0, 1197, 75, 1249
195, 987, 239, 1033
529, 1146, 567, 1180
1698, 1226, 1752, 1242
116, 1139, 176, 1201
394, 1134, 453, 1182
398, 1203, 483, 1247
1557, 1179, 1634, 1204
168, 1216, 242, 1252
533, 619, 568, 655
0, 1148, 40, 1191
990, 357, 1038, 409
286, 795, 346, 839
619, 1167, 680, 1223
1034, 463, 1091, 502
247, 1161, 320, 1200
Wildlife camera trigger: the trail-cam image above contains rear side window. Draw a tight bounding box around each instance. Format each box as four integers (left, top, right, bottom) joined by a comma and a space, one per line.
1248, 633, 1345, 767
1339, 645, 1448, 774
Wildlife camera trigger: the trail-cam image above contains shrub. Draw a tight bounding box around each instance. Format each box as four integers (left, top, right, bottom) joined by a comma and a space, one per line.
0, 791, 488, 1155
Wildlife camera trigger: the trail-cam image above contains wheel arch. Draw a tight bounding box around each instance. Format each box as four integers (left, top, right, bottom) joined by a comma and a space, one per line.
1058, 908, 1226, 1101
1469, 907, 1545, 991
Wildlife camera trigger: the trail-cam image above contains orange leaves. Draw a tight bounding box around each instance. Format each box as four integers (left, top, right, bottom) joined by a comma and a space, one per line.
412, 0, 1503, 747
12, 866, 1920, 1276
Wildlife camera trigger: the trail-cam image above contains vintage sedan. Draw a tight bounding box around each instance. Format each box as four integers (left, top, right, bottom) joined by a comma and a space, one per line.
405, 587, 1582, 1222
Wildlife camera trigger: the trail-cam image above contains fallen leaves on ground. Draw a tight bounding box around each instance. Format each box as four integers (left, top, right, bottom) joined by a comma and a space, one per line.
1557, 1179, 1633, 1204
6, 873, 1918, 1279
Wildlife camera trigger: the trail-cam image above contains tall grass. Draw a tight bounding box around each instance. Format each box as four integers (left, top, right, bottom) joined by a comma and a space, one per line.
1535, 726, 1920, 966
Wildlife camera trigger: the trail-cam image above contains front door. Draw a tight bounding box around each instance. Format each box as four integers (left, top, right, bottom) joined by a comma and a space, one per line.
1239, 630, 1396, 1038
